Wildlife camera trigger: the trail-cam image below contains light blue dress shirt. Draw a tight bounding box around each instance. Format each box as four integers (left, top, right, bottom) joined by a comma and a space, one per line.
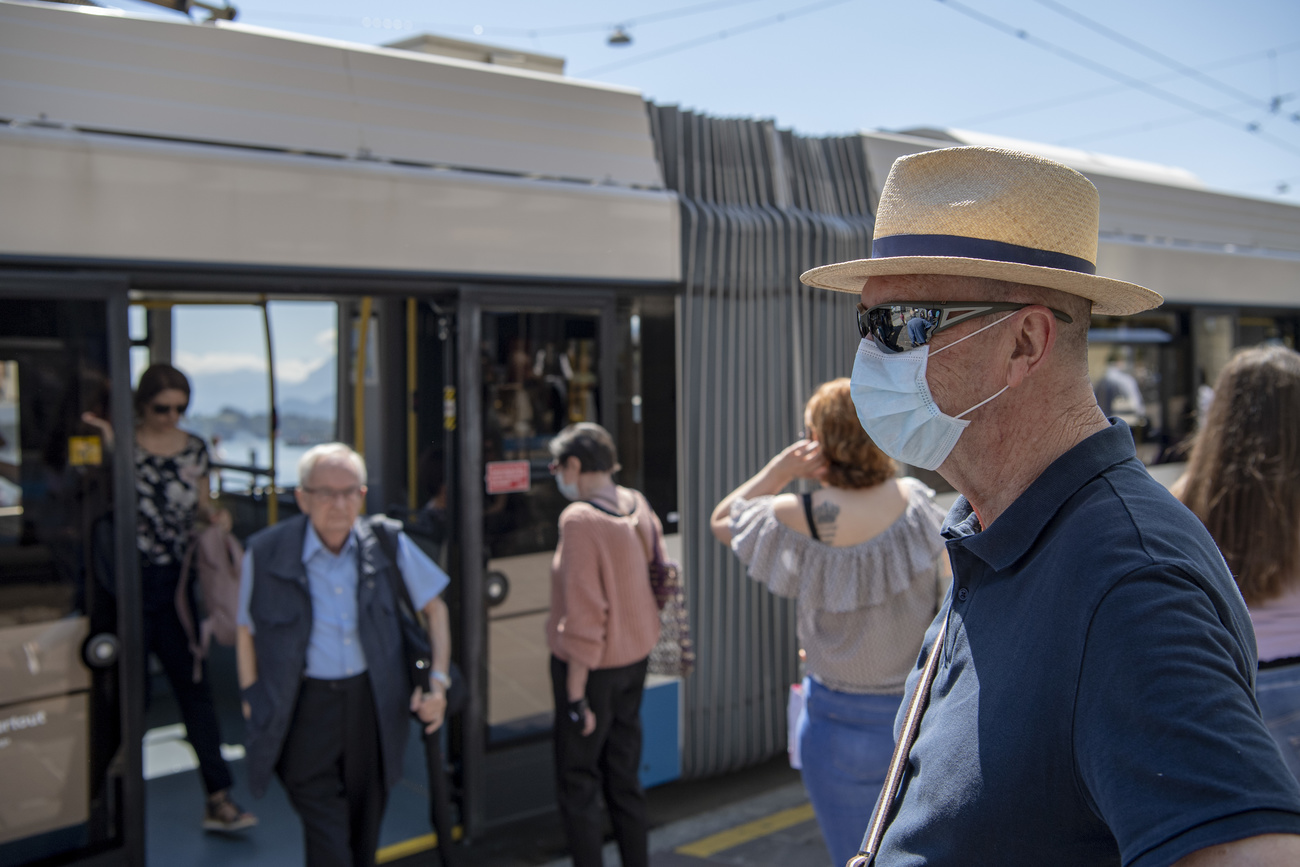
237, 521, 450, 680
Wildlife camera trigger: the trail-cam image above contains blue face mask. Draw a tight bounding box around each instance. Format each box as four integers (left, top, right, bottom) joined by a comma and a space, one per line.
849, 313, 1012, 471
554, 473, 581, 502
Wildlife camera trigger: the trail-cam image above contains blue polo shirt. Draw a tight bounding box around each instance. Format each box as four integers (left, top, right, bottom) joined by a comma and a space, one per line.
877, 420, 1300, 867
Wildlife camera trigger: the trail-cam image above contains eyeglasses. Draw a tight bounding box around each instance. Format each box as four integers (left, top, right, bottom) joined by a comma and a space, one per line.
301, 486, 364, 503
547, 456, 571, 474
856, 301, 1073, 354
150, 402, 188, 416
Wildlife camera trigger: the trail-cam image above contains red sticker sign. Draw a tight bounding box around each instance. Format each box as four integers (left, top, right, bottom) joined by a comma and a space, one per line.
485, 460, 531, 494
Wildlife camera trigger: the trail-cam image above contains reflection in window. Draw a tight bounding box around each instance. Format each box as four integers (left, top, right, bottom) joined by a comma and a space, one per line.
482, 311, 601, 738
482, 313, 600, 560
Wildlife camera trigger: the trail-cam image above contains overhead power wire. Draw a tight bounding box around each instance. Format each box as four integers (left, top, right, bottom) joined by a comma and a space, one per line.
576, 0, 855, 76
934, 0, 1300, 159
954, 41, 1300, 127
1031, 0, 1274, 113
1057, 97, 1268, 146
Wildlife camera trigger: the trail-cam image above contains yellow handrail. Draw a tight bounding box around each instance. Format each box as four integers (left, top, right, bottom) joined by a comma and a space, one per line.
260, 299, 278, 525
354, 297, 373, 513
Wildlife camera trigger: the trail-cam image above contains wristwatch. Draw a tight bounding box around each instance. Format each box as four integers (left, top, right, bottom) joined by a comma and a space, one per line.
567, 696, 590, 724
430, 670, 452, 690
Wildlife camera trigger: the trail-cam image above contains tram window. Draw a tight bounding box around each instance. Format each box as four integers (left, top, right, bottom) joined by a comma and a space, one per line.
173, 302, 337, 494
128, 304, 147, 342
129, 346, 151, 386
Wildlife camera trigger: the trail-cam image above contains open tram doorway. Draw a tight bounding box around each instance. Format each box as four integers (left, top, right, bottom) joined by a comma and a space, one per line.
450, 290, 681, 835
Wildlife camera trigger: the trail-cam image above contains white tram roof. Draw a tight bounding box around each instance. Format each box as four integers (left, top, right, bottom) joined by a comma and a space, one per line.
0, 0, 662, 188
0, 0, 679, 283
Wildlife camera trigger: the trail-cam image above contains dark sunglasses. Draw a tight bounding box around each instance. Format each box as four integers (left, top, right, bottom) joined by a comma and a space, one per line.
150, 402, 188, 415
856, 301, 1073, 354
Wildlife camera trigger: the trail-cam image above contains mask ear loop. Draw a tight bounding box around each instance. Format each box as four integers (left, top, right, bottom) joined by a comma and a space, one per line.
929, 312, 1016, 420
954, 384, 1009, 420
929, 312, 1017, 357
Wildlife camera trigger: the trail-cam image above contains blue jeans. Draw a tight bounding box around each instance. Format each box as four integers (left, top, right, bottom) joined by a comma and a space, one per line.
797, 677, 901, 867
1257, 662, 1300, 783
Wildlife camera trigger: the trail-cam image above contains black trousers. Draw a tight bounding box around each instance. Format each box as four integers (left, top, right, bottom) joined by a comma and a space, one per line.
141, 562, 233, 795
277, 673, 387, 867
550, 655, 649, 867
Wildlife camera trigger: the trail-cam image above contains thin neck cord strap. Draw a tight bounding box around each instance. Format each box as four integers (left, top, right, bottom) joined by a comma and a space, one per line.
847, 614, 950, 867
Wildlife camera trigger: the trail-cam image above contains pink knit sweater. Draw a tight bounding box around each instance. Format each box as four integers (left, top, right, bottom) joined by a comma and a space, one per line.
546, 489, 662, 670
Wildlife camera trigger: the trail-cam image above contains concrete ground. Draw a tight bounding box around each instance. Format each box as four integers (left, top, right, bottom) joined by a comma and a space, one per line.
143, 643, 833, 867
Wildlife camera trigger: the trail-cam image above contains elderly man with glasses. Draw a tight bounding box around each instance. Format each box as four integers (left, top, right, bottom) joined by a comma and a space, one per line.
801, 147, 1300, 867
235, 443, 452, 867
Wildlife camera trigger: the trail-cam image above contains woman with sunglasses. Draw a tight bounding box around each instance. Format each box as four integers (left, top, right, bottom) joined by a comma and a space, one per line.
710, 378, 950, 867
87, 363, 256, 831
1173, 345, 1300, 783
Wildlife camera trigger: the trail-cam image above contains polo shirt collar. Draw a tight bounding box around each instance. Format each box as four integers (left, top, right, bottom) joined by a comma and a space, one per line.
942, 419, 1138, 571
301, 520, 359, 564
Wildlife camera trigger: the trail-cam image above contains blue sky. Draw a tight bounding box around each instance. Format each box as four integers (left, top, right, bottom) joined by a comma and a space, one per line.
159, 303, 336, 415
105, 0, 1300, 203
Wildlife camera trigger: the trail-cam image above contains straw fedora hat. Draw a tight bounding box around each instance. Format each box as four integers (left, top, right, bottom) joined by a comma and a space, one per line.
799, 146, 1162, 316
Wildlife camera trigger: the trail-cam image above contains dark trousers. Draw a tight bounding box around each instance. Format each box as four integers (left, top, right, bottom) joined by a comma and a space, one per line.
141, 562, 233, 795
550, 655, 649, 867
277, 673, 387, 867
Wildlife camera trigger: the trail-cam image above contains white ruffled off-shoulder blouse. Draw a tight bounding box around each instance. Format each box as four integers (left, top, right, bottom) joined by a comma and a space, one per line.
729, 478, 949, 694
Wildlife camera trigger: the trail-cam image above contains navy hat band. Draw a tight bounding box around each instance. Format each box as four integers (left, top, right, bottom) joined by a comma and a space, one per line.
871, 234, 1097, 276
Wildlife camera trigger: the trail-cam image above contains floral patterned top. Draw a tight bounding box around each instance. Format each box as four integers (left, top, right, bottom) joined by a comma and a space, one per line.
135, 433, 209, 566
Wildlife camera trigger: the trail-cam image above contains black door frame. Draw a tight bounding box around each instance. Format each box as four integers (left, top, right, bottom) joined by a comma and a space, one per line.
455, 287, 618, 834
0, 270, 143, 867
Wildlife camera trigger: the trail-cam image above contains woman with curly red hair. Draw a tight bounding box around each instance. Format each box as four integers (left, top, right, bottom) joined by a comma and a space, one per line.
710, 378, 949, 867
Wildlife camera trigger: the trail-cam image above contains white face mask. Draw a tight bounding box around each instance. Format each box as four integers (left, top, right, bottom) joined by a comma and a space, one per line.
554, 473, 581, 502
849, 313, 1012, 471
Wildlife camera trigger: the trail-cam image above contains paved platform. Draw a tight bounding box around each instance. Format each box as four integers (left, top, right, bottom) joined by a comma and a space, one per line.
606, 782, 830, 867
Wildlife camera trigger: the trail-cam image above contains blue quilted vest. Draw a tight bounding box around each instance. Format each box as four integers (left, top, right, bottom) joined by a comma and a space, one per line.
241, 514, 410, 798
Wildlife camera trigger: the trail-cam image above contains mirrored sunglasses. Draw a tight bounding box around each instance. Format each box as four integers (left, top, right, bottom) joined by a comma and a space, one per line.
856, 301, 1073, 354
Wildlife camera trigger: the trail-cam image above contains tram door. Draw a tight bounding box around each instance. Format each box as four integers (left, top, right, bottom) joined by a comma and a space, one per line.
479, 307, 612, 748
0, 295, 138, 866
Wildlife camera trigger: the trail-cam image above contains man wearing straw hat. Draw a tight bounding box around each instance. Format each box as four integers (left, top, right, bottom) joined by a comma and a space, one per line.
801, 147, 1300, 866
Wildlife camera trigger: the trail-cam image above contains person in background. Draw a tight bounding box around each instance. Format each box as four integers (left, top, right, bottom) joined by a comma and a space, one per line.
1174, 345, 1300, 781
237, 443, 451, 867
710, 378, 949, 867
546, 423, 662, 867
84, 362, 256, 832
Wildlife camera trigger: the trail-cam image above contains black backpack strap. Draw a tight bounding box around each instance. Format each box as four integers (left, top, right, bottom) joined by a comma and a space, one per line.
368, 517, 418, 616
801, 492, 822, 542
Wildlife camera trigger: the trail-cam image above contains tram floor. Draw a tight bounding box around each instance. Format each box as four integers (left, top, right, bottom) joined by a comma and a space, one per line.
142, 648, 830, 867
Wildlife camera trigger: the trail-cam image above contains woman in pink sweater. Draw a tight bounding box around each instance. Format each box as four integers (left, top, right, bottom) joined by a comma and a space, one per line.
547, 422, 662, 867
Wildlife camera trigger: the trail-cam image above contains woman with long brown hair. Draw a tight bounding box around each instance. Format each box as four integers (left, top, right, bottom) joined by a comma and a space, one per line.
1176, 345, 1300, 779
711, 378, 949, 867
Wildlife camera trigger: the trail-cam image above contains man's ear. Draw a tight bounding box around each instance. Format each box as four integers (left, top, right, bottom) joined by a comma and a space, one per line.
1006, 306, 1058, 388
